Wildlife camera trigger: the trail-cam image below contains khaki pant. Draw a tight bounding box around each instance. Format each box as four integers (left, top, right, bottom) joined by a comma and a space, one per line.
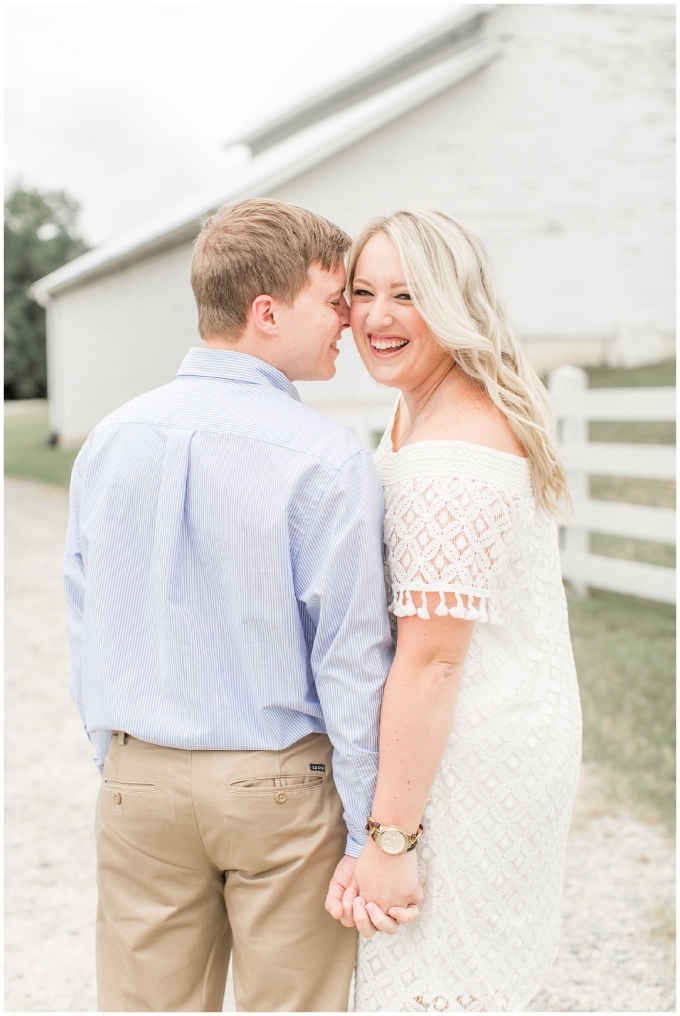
96, 732, 357, 1012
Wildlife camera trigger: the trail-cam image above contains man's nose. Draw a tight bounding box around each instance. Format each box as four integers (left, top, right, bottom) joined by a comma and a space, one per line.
338, 294, 350, 326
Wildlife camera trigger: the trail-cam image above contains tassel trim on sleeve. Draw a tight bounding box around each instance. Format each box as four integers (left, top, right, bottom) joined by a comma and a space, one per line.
390, 588, 492, 623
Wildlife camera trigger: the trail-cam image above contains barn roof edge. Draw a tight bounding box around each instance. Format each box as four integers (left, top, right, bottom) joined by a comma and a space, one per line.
31, 32, 501, 303
230, 5, 493, 155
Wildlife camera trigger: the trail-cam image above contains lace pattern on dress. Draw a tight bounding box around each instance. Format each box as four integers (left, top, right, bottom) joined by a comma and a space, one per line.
354, 440, 581, 1014
378, 443, 533, 499
384, 475, 518, 624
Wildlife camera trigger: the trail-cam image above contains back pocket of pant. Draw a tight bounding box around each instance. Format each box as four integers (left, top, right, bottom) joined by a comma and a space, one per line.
104, 779, 157, 795
230, 774, 323, 795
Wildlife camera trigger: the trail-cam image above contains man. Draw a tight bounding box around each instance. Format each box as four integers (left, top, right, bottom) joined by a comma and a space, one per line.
64, 199, 416, 1012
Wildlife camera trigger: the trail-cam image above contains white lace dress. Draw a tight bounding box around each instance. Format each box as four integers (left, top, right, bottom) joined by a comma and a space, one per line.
354, 427, 582, 1013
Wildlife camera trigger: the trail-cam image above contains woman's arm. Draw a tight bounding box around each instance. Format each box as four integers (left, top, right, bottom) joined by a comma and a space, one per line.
347, 596, 475, 927
371, 602, 473, 829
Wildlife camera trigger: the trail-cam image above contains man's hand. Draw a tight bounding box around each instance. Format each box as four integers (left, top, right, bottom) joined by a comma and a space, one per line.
353, 836, 422, 915
325, 854, 357, 926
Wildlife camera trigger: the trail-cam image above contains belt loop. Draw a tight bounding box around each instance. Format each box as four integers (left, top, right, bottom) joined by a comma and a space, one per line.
117, 730, 128, 745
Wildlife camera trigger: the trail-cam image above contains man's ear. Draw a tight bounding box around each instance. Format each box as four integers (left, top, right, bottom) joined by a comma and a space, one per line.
250, 294, 278, 335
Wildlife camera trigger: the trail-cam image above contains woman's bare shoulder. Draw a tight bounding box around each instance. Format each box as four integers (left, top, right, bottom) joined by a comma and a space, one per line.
416, 381, 526, 457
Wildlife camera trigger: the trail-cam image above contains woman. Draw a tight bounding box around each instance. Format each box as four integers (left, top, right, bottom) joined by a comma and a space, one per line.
342, 211, 581, 1012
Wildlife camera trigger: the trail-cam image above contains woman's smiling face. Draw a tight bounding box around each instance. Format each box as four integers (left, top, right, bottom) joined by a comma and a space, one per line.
350, 231, 450, 392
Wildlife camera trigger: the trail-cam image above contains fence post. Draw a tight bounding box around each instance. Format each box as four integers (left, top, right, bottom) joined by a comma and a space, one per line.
549, 365, 589, 597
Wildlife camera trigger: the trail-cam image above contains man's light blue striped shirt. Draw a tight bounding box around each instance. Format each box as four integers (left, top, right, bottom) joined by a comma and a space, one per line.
64, 347, 394, 855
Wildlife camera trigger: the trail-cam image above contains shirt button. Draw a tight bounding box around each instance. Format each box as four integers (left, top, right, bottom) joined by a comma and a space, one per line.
275, 792, 287, 803
113, 792, 122, 805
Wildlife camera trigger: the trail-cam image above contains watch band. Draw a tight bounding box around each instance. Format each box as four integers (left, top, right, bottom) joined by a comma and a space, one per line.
366, 815, 424, 855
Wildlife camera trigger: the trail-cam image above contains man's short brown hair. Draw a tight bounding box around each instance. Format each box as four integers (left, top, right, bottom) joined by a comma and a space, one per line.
191, 199, 351, 340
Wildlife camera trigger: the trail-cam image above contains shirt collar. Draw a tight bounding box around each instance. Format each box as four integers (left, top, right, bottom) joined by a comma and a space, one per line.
177, 347, 300, 402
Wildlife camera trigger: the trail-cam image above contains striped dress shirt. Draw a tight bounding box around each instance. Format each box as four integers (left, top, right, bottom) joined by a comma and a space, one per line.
64, 347, 394, 855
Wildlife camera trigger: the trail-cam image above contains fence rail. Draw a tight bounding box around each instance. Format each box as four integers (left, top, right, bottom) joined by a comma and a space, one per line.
560, 443, 675, 480
548, 366, 676, 604
571, 499, 675, 543
550, 386, 676, 421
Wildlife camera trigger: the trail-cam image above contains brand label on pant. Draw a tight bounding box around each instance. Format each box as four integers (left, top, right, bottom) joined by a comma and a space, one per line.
309, 764, 325, 772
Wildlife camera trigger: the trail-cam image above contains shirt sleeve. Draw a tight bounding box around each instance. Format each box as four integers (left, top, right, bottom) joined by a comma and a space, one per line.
63, 448, 110, 774
385, 474, 517, 624
294, 449, 394, 856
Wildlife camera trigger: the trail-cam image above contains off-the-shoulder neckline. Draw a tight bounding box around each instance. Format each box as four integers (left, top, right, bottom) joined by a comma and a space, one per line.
385, 439, 530, 466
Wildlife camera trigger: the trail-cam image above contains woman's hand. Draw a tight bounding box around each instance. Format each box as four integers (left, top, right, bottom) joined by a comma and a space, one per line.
323, 845, 418, 930
352, 835, 422, 915
352, 894, 420, 938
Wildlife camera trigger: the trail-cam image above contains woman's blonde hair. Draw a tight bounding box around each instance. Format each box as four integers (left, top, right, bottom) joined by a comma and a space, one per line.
348, 209, 569, 518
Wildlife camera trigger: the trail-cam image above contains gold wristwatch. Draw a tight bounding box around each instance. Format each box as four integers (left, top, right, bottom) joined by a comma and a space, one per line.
366, 815, 423, 855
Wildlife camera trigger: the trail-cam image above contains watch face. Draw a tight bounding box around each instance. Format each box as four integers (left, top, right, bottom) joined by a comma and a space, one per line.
379, 827, 408, 854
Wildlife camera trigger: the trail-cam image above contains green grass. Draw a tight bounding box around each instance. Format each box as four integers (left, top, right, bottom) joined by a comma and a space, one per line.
590, 420, 675, 445
568, 590, 676, 831
589, 534, 675, 569
4, 401, 81, 487
590, 476, 675, 509
585, 358, 676, 388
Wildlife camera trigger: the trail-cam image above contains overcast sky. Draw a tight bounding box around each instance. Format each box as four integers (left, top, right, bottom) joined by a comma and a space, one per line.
5, 2, 459, 245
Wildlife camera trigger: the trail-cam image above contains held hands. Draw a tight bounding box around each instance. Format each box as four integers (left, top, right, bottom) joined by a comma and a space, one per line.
325, 839, 422, 938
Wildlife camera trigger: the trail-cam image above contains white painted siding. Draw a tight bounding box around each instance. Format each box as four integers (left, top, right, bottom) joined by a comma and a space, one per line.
272, 5, 675, 340
48, 5, 674, 442
50, 244, 197, 441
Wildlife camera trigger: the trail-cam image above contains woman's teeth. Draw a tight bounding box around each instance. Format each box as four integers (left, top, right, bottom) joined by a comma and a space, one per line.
371, 338, 409, 350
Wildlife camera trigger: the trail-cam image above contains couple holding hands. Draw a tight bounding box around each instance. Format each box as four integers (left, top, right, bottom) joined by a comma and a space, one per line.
65, 199, 581, 1012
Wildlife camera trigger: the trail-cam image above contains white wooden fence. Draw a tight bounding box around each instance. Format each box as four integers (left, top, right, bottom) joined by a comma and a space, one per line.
548, 366, 676, 603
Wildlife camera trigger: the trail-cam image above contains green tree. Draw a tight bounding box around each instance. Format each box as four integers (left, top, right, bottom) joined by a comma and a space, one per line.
4, 185, 89, 399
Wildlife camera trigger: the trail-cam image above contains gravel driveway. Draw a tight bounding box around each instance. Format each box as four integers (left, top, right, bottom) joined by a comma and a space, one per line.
4, 477, 675, 1013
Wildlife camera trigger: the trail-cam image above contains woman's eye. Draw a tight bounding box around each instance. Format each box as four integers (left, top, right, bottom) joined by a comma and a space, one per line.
352, 289, 372, 297
395, 293, 412, 301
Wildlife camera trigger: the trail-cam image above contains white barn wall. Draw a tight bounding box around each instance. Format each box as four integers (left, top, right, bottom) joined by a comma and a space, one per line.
276, 5, 675, 416
50, 244, 196, 441
271, 4, 674, 340
47, 5, 674, 442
